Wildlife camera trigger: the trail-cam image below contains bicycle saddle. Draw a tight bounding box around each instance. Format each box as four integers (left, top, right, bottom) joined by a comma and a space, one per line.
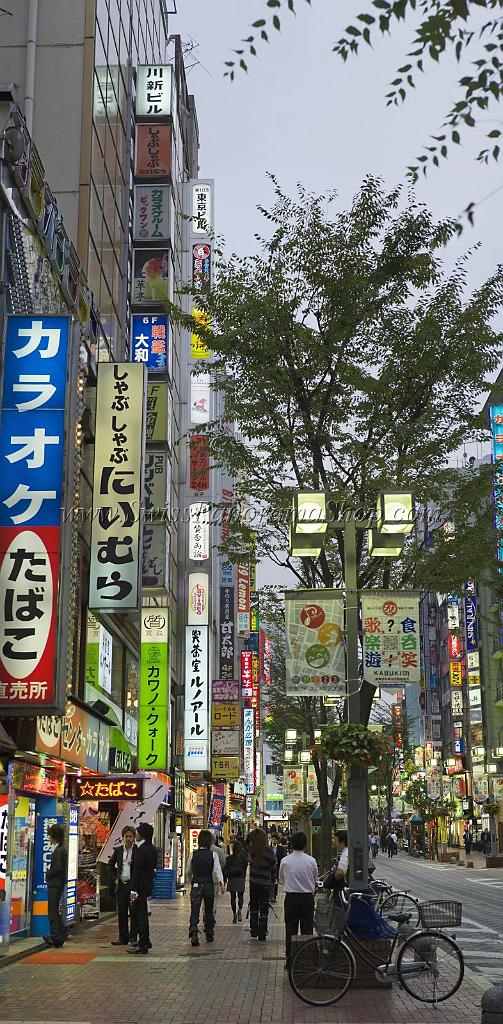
385, 911, 411, 924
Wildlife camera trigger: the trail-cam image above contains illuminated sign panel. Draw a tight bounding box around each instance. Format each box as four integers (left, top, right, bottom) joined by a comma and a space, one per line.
76, 777, 144, 800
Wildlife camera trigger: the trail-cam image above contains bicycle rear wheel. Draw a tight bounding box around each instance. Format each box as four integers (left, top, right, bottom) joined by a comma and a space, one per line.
397, 930, 464, 1003
289, 935, 355, 1006
380, 892, 420, 927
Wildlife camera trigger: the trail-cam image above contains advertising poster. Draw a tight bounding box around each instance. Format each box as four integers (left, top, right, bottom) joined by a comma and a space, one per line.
190, 308, 211, 359
190, 372, 211, 424
361, 591, 421, 686
192, 242, 211, 292
132, 249, 169, 304
283, 768, 304, 813
207, 794, 225, 829
285, 590, 345, 696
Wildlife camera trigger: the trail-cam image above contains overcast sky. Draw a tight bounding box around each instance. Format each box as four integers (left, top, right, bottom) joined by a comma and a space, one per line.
171, 0, 502, 588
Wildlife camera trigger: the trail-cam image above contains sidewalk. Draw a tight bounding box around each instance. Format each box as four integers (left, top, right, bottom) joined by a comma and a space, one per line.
0, 891, 488, 1024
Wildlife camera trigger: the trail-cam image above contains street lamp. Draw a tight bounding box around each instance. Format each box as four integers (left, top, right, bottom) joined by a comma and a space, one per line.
284, 748, 294, 763
285, 729, 297, 743
288, 486, 413, 890
300, 750, 311, 764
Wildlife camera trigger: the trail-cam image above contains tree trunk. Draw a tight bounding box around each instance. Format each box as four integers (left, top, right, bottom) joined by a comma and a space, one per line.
315, 759, 341, 871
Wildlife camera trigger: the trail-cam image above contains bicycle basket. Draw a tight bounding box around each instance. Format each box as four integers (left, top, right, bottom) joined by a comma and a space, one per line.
418, 901, 462, 928
314, 892, 347, 936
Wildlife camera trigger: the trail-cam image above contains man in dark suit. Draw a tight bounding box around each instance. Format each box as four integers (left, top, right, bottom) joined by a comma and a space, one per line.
108, 826, 136, 945
43, 823, 68, 948
128, 822, 157, 954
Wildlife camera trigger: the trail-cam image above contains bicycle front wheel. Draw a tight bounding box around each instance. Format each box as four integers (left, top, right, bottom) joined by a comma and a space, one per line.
289, 935, 355, 1006
380, 891, 420, 927
397, 930, 464, 1003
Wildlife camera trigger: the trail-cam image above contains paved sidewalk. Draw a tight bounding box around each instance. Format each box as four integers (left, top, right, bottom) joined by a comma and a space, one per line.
0, 891, 487, 1024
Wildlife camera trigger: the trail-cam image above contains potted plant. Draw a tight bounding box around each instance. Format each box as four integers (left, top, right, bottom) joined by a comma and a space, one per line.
482, 800, 499, 816
290, 800, 317, 821
318, 722, 392, 766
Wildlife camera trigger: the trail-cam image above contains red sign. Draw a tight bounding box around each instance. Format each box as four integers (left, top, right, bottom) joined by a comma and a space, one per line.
189, 435, 210, 491
0, 526, 60, 710
0, 793, 8, 892
241, 649, 252, 700
76, 776, 144, 801
448, 633, 461, 659
135, 124, 171, 179
10, 761, 65, 798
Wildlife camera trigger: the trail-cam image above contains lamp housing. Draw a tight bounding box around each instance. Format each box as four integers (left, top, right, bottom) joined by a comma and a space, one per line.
288, 527, 322, 559
284, 749, 294, 763
300, 750, 311, 764
368, 529, 404, 558
377, 491, 414, 535
292, 491, 328, 536
285, 729, 297, 743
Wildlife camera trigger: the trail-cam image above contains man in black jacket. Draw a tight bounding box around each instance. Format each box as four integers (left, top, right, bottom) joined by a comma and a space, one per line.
108, 826, 136, 945
128, 822, 157, 954
43, 823, 68, 948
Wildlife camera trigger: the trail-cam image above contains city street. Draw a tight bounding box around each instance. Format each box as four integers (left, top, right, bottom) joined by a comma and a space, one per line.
0, 884, 487, 1024
372, 852, 503, 984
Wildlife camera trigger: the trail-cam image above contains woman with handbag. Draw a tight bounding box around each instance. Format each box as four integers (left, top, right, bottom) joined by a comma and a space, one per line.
224, 839, 248, 922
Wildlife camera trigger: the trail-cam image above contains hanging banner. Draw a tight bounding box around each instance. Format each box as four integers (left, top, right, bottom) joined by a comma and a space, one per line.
219, 585, 235, 679
285, 589, 345, 696
464, 594, 479, 652
361, 591, 420, 686
0, 315, 74, 713
138, 609, 169, 771
184, 625, 209, 771
89, 363, 145, 611
207, 793, 225, 828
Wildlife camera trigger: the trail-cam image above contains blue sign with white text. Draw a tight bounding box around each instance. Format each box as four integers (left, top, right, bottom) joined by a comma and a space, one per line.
0, 316, 70, 527
131, 314, 168, 371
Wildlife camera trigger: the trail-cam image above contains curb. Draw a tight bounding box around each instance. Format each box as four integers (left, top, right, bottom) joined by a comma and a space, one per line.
0, 911, 115, 969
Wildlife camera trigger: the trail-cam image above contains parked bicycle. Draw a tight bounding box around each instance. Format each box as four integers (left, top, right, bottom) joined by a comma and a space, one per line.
368, 877, 421, 928
289, 891, 464, 1007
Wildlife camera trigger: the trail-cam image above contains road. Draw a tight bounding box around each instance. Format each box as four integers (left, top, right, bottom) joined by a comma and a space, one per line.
373, 851, 503, 984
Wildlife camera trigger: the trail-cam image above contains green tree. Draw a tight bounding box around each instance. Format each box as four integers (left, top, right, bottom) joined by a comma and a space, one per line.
170, 176, 503, 864
370, 702, 415, 830
228, 1, 503, 178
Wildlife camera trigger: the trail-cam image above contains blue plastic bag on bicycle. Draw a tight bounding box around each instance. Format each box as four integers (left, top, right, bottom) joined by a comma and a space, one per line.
347, 895, 397, 940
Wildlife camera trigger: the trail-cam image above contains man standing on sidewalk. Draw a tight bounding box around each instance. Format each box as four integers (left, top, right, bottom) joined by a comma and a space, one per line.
108, 826, 136, 945
43, 823, 68, 948
128, 823, 157, 955
279, 831, 319, 967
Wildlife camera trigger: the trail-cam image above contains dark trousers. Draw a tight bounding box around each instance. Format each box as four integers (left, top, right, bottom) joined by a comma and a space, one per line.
190, 882, 215, 935
131, 893, 150, 950
47, 886, 66, 947
249, 882, 270, 939
230, 890, 244, 913
117, 881, 132, 942
284, 892, 315, 962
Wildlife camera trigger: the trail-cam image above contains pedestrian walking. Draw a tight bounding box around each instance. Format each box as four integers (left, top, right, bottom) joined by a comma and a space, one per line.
224, 839, 248, 922
43, 823, 68, 948
211, 833, 227, 922
372, 833, 379, 857
108, 826, 136, 946
248, 828, 276, 942
463, 827, 473, 856
279, 831, 319, 968
186, 829, 224, 946
481, 828, 491, 856
128, 823, 157, 955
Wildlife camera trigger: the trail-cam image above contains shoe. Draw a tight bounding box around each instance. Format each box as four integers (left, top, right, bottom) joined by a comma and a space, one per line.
128, 943, 137, 950
250, 933, 258, 939
206, 932, 214, 942
237, 910, 242, 922
148, 941, 152, 949
42, 935, 53, 946
190, 933, 200, 947
233, 913, 238, 924
258, 936, 267, 942
128, 946, 148, 954
111, 939, 128, 945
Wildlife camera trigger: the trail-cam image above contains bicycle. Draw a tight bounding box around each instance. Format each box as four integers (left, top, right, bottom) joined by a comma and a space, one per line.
289, 892, 464, 1007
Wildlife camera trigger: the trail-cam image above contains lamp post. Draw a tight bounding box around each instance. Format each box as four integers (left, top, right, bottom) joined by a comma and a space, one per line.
289, 489, 414, 890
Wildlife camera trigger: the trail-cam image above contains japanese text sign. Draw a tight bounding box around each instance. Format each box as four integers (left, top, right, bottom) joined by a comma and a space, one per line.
211, 702, 239, 728
89, 363, 145, 612
191, 372, 210, 425
188, 502, 210, 560
212, 678, 239, 702
237, 562, 250, 635
207, 793, 225, 826
189, 435, 210, 491
464, 594, 478, 652
0, 315, 71, 711
490, 404, 503, 567
243, 707, 255, 794
131, 314, 168, 372
184, 625, 209, 771
219, 586, 235, 679
188, 572, 209, 625
135, 124, 171, 179
448, 633, 461, 659
449, 661, 463, 687
137, 65, 172, 117
146, 381, 167, 441
212, 728, 240, 756
133, 186, 171, 242
241, 649, 253, 699
138, 609, 169, 771
190, 308, 211, 360
0, 794, 8, 892
211, 756, 239, 780
191, 182, 213, 234
192, 242, 211, 293
76, 777, 144, 801
285, 590, 346, 696
36, 702, 110, 771
361, 592, 420, 685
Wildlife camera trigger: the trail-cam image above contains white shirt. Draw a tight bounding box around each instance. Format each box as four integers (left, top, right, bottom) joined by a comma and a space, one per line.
336, 847, 349, 876
279, 850, 319, 893
120, 844, 134, 882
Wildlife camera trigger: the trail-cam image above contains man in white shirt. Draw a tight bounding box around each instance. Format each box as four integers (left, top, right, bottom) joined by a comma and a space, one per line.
108, 826, 136, 945
333, 830, 349, 882
279, 831, 319, 966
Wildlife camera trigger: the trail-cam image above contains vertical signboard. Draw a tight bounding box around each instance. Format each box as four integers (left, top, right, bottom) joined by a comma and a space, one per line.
490, 404, 503, 567
135, 125, 171, 180
184, 626, 209, 770
89, 363, 145, 611
219, 585, 235, 679
360, 591, 420, 686
131, 314, 168, 372
190, 372, 210, 424
133, 185, 171, 242
243, 707, 255, 795
84, 612, 112, 693
0, 315, 74, 714
188, 502, 210, 560
464, 594, 479, 652
189, 435, 210, 491
66, 803, 79, 925
188, 572, 209, 626
138, 609, 169, 770
136, 65, 172, 117
191, 182, 213, 234
285, 590, 345, 696
237, 563, 250, 635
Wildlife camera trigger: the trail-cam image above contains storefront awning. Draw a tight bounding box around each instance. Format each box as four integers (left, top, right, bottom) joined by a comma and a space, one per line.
0, 720, 16, 754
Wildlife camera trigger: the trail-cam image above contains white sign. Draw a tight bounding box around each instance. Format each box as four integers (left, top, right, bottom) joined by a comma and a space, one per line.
89, 363, 145, 611
191, 182, 212, 234
361, 591, 420, 685
136, 65, 172, 117
190, 373, 211, 425
243, 707, 255, 794
188, 572, 209, 625
97, 777, 170, 863
451, 689, 464, 715
468, 651, 480, 670
188, 502, 210, 561
133, 185, 171, 241
285, 590, 346, 696
212, 729, 240, 756
184, 625, 209, 771
447, 602, 459, 630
